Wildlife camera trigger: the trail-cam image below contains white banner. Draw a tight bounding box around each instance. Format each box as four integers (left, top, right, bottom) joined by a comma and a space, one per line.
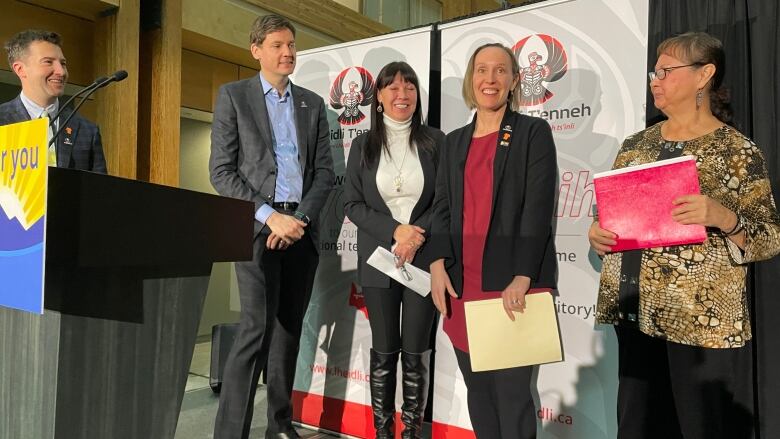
291, 27, 433, 438
434, 1, 648, 438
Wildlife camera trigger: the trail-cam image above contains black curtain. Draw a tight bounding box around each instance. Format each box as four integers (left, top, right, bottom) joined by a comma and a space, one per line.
648, 2, 780, 438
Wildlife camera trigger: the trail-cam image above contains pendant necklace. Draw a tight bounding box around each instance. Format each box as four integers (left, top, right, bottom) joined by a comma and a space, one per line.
388, 146, 409, 193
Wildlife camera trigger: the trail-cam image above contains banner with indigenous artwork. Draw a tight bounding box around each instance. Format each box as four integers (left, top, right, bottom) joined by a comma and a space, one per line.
290, 26, 433, 438
434, 0, 648, 437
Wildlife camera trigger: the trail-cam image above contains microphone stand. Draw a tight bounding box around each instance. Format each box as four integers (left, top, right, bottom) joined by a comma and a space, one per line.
48, 76, 107, 130
48, 76, 113, 148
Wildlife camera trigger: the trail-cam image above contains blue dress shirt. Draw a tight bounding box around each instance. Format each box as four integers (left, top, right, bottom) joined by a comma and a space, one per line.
255, 73, 304, 224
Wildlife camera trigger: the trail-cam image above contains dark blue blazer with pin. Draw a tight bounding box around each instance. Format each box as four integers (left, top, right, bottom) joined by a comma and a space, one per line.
0, 95, 107, 173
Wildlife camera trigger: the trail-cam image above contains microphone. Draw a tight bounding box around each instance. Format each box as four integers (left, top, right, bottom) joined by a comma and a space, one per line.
48, 70, 128, 147
103, 70, 128, 85
50, 75, 108, 127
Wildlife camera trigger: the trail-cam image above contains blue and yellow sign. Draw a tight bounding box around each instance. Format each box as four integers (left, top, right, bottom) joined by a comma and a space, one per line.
0, 118, 48, 314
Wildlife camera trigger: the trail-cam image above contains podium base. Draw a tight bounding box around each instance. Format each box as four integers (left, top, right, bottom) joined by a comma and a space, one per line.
0, 267, 210, 439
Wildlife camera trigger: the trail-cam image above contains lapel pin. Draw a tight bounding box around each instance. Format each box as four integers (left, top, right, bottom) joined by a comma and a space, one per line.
503, 124, 512, 132
300, 101, 307, 108
64, 138, 73, 145
500, 141, 509, 147
65, 127, 72, 135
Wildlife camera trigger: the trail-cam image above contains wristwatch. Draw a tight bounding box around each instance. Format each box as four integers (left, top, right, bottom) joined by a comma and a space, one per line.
293, 210, 310, 226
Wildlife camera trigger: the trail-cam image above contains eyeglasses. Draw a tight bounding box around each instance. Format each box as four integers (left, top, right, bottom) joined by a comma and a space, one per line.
648, 63, 702, 81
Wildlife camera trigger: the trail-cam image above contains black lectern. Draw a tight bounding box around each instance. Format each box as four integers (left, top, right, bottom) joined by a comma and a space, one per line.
0, 167, 253, 439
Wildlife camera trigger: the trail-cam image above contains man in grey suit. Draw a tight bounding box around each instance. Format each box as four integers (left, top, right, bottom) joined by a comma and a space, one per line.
209, 14, 334, 439
0, 29, 106, 173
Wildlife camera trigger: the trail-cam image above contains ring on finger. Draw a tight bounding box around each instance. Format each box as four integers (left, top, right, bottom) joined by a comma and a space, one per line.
511, 299, 520, 304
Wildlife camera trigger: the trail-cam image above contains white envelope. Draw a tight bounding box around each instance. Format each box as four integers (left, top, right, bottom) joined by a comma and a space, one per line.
366, 247, 431, 296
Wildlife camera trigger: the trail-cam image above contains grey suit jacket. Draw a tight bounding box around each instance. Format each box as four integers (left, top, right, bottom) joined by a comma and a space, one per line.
209, 76, 335, 247
0, 95, 107, 173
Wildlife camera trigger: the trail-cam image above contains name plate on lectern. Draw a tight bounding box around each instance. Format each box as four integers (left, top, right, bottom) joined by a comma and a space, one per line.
0, 118, 48, 314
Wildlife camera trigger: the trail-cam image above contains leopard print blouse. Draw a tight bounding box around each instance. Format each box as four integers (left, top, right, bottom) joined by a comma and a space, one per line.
595, 122, 780, 348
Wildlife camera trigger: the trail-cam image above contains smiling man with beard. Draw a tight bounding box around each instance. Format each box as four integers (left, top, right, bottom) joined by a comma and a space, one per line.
0, 29, 106, 173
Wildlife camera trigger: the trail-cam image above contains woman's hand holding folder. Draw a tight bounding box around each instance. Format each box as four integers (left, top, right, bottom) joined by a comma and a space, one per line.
588, 221, 618, 256
501, 275, 531, 321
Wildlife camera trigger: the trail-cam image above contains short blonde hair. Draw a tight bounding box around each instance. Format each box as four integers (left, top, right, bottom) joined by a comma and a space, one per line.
462, 43, 520, 111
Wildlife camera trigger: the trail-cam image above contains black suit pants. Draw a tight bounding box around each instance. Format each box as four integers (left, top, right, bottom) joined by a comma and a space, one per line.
615, 325, 754, 439
454, 348, 537, 439
214, 232, 318, 439
362, 281, 436, 354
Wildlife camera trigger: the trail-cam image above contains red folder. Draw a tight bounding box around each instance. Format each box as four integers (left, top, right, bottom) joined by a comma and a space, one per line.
593, 156, 707, 252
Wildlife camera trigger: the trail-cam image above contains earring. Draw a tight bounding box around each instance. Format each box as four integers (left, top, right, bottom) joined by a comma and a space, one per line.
696, 89, 703, 109
377, 102, 383, 113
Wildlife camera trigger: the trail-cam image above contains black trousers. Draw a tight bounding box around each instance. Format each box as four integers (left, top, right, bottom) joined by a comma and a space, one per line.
214, 232, 318, 439
454, 348, 536, 439
363, 281, 436, 353
615, 326, 754, 439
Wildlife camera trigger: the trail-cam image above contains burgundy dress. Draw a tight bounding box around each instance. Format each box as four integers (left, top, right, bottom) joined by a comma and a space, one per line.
443, 131, 503, 352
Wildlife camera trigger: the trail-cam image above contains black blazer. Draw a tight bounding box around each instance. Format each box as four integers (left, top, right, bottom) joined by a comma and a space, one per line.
209, 77, 335, 244
0, 96, 107, 173
344, 126, 445, 288
429, 110, 558, 296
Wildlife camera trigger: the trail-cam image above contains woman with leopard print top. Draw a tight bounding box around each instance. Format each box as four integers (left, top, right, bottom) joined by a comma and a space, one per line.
589, 32, 780, 439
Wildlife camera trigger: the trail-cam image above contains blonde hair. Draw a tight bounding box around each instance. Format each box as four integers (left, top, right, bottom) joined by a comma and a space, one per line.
462, 43, 520, 111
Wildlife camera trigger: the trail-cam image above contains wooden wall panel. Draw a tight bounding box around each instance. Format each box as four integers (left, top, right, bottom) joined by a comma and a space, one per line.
0, 1, 95, 86
238, 65, 258, 81
94, 0, 140, 179
180, 49, 238, 113
138, 0, 183, 186
182, 29, 256, 70
245, 0, 391, 41
182, 0, 344, 59
19, 0, 119, 21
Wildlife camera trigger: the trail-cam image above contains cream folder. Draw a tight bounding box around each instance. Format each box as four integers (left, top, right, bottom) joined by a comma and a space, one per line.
464, 292, 563, 372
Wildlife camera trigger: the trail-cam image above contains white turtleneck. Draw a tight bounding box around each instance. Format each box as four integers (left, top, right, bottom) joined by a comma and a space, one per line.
376, 115, 424, 224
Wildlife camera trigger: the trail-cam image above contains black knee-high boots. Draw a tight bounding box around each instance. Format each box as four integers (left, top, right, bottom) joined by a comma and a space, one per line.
370, 349, 399, 439
400, 350, 430, 439
370, 349, 431, 439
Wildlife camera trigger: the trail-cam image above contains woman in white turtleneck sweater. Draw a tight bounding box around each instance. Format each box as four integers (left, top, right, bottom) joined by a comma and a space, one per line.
344, 61, 444, 439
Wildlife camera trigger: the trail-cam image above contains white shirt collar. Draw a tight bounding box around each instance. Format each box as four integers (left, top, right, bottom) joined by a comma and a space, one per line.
19, 92, 59, 120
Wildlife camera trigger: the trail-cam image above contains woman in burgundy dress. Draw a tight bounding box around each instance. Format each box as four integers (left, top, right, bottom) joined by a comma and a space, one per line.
428, 43, 558, 439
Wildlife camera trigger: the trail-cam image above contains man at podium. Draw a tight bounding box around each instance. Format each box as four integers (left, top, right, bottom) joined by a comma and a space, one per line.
0, 29, 106, 173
